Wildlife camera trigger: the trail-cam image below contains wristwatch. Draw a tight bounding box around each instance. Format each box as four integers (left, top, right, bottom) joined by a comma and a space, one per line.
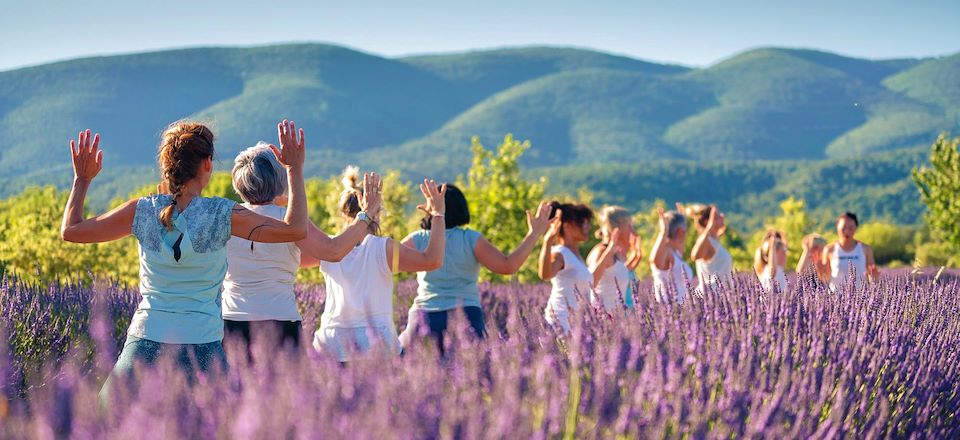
356, 211, 373, 224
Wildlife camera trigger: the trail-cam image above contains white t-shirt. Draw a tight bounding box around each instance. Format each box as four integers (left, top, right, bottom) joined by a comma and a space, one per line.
592, 256, 630, 311
544, 245, 593, 332
759, 265, 788, 293
695, 237, 734, 293
318, 235, 395, 330
652, 249, 694, 304
222, 203, 302, 322
830, 242, 868, 291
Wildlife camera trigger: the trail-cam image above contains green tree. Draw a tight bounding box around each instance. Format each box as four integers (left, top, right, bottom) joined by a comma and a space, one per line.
0, 186, 138, 285
460, 135, 547, 282
856, 222, 915, 267
912, 134, 960, 259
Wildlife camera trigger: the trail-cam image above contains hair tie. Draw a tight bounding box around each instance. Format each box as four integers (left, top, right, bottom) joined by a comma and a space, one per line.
171, 199, 177, 207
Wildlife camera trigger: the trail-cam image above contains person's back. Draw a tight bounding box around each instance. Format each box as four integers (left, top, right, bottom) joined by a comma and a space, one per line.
651, 249, 692, 304
314, 235, 400, 361
222, 203, 301, 322
409, 227, 481, 311
131, 194, 235, 344
695, 236, 733, 292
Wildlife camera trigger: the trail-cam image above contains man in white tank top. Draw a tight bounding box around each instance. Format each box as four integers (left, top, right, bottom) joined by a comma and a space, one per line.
822, 212, 878, 291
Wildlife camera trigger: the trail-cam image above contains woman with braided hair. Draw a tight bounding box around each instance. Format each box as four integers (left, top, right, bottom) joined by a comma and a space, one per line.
60, 120, 361, 396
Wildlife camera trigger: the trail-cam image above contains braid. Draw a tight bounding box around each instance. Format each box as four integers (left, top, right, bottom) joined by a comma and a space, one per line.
157, 121, 216, 230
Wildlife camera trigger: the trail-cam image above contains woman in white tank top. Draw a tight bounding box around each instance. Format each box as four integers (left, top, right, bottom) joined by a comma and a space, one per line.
754, 229, 788, 293
307, 171, 448, 362
649, 204, 694, 304
687, 204, 734, 294
823, 212, 878, 292
538, 202, 595, 333
222, 144, 382, 352
587, 206, 644, 312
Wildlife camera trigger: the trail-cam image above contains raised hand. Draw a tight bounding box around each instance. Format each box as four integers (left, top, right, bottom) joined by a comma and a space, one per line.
416, 179, 446, 216
707, 204, 719, 228
272, 119, 305, 170
527, 201, 552, 237
360, 172, 383, 219
599, 227, 620, 261
545, 209, 563, 244
657, 206, 667, 233
70, 129, 103, 181
630, 230, 643, 257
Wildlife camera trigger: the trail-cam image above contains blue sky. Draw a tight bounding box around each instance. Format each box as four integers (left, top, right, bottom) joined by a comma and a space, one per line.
1, 0, 957, 71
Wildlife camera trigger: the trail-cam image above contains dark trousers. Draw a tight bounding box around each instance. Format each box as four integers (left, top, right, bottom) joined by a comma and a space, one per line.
223, 320, 302, 355
425, 306, 487, 356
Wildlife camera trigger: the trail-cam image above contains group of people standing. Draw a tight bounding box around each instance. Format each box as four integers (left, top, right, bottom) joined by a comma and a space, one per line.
59, 119, 879, 395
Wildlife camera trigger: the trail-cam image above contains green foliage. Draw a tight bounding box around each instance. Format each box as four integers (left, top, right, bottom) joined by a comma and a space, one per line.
856, 222, 915, 266
460, 135, 547, 282
0, 186, 137, 285
912, 134, 960, 260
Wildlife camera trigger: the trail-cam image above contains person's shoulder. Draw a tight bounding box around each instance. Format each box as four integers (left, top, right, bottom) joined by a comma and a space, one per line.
138, 193, 171, 206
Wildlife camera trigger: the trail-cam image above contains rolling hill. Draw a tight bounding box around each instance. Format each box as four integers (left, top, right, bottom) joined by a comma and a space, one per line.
0, 43, 956, 222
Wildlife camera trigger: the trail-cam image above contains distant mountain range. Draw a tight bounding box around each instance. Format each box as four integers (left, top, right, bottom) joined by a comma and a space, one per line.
0, 43, 956, 225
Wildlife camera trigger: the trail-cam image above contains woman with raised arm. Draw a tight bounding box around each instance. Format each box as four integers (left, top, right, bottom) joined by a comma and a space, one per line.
649, 204, 694, 304
796, 233, 829, 286
538, 202, 595, 333
587, 206, 643, 312
398, 185, 551, 354
754, 229, 789, 293
61, 120, 315, 393
307, 169, 447, 362
822, 212, 880, 292
687, 204, 734, 294
221, 145, 382, 353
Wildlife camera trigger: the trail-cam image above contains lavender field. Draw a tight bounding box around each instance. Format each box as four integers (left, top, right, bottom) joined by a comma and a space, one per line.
2, 270, 959, 439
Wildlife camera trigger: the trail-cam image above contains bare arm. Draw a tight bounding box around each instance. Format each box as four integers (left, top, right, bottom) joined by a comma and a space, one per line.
60, 130, 136, 243
588, 239, 618, 286
231, 120, 309, 243
863, 244, 880, 280
474, 202, 551, 275
649, 207, 674, 271
297, 172, 383, 263
690, 204, 718, 261
538, 212, 564, 280
388, 180, 447, 272
625, 232, 643, 271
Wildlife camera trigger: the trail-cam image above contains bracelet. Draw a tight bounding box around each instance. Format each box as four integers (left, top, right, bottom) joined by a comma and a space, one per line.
432, 213, 445, 218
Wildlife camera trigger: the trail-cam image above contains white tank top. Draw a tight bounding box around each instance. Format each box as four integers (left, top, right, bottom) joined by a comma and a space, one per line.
547, 245, 593, 314
222, 203, 302, 321
695, 237, 734, 293
319, 235, 395, 329
830, 242, 867, 291
651, 249, 694, 304
592, 256, 630, 311
759, 265, 788, 293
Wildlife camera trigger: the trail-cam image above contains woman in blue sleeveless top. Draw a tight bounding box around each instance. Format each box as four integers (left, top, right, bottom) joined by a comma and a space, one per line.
61, 120, 377, 394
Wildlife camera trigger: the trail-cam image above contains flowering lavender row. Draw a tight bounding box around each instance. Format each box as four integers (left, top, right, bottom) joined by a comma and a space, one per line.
1, 271, 959, 438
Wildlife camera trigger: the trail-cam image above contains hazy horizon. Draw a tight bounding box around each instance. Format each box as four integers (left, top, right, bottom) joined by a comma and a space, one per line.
1, 0, 957, 72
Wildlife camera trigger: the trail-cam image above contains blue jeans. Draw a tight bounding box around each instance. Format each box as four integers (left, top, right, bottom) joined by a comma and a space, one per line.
100, 335, 227, 401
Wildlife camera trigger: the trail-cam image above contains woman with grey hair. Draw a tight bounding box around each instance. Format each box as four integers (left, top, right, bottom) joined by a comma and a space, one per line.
649, 203, 694, 304
222, 142, 382, 353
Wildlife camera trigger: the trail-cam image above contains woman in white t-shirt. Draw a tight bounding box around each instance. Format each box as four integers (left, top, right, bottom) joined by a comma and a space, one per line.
687, 204, 734, 294
305, 168, 447, 362
649, 204, 694, 304
754, 229, 789, 293
822, 212, 879, 292
222, 144, 382, 352
538, 202, 595, 333
587, 206, 643, 312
